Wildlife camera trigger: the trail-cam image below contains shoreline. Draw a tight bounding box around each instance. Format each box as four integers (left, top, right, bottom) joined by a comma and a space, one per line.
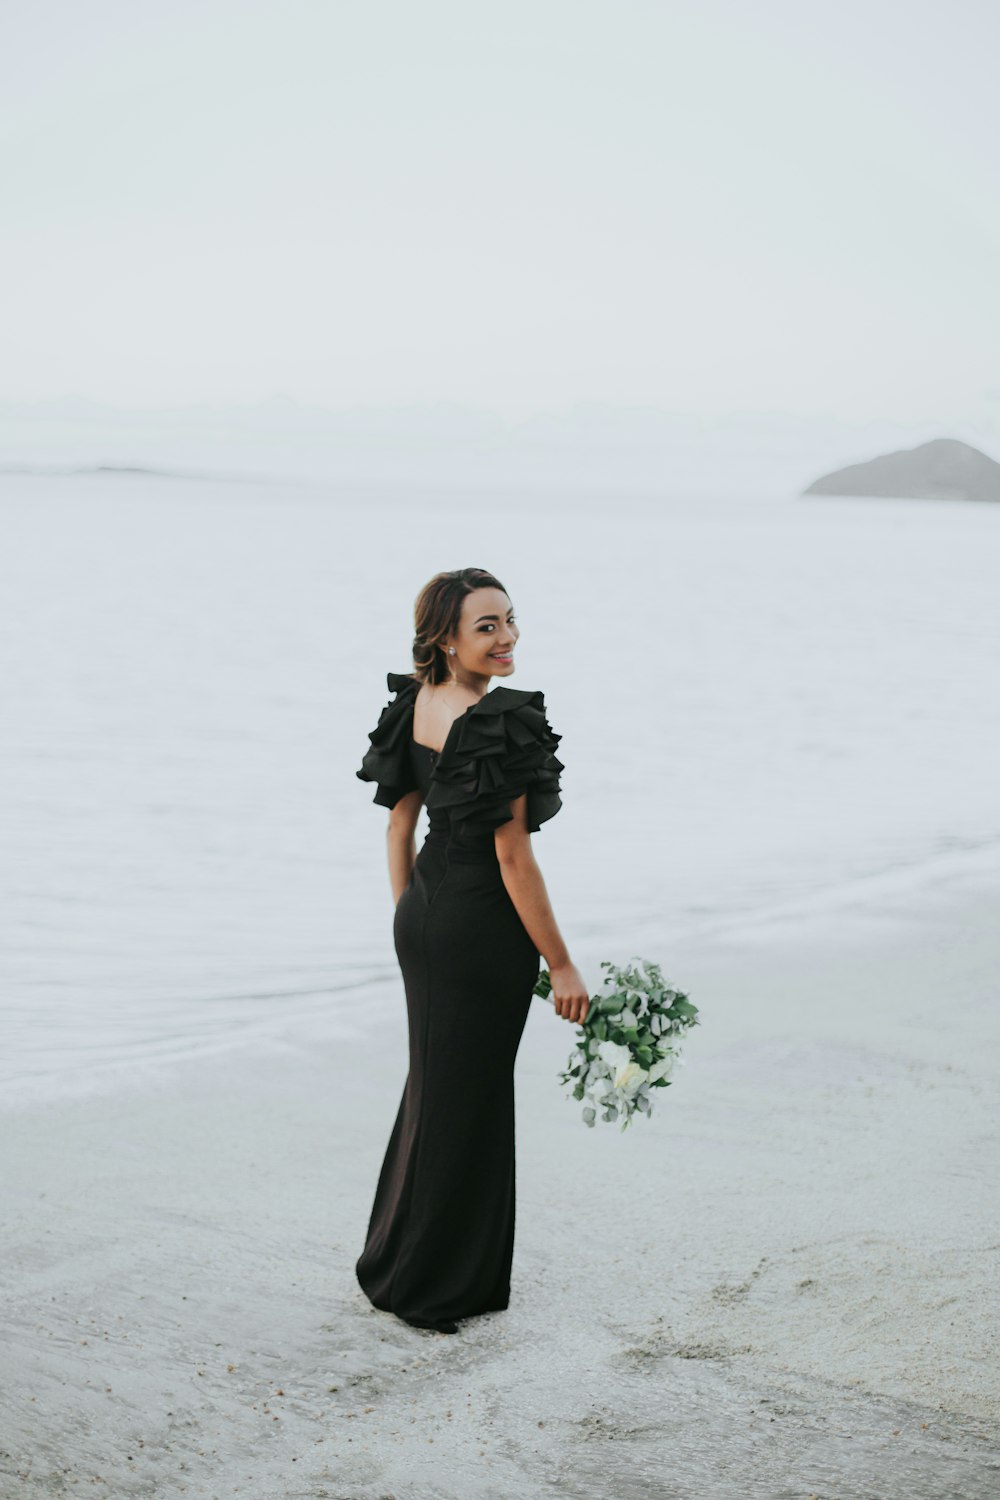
3, 873, 998, 1497
7, 831, 1000, 1119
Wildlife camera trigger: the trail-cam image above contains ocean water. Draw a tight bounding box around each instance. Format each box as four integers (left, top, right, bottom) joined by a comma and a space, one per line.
3, 473, 999, 1101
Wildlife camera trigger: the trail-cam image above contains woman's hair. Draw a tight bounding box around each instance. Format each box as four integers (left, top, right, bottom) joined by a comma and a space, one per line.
412, 567, 508, 684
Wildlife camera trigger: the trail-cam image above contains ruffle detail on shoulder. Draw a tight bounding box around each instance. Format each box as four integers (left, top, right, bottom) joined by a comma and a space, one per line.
356, 671, 420, 809
426, 687, 564, 835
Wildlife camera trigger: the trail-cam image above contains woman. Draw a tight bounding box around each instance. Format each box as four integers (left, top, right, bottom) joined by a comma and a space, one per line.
354, 566, 590, 1334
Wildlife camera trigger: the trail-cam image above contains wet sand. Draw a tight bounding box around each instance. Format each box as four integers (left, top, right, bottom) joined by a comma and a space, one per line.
3, 873, 999, 1499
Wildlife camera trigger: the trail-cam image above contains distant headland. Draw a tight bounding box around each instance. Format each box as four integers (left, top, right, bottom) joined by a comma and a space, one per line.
802, 437, 1000, 503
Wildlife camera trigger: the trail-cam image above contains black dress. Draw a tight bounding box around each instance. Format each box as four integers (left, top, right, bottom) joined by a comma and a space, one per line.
354, 671, 564, 1330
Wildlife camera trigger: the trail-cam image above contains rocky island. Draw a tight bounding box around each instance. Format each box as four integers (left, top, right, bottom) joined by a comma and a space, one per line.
802, 436, 1000, 502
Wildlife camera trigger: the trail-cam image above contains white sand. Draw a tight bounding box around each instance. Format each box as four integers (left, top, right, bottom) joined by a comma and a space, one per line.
3, 873, 999, 1500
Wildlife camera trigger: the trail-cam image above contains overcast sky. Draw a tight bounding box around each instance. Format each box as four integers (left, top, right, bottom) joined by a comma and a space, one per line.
3, 0, 998, 425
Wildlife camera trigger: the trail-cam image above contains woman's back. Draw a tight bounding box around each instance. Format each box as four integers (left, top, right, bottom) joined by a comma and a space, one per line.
357, 670, 564, 851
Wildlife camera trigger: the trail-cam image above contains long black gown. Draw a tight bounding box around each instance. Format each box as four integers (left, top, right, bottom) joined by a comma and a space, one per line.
354, 671, 565, 1330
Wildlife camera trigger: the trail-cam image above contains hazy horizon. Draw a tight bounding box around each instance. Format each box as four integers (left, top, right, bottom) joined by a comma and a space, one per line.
6, 392, 997, 499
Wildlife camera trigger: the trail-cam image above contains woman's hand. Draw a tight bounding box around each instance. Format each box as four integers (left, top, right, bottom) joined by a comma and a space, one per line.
549, 961, 590, 1025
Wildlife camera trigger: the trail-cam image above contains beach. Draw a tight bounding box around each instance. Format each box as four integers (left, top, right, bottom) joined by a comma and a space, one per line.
3, 471, 999, 1496
8, 0, 1000, 1487
4, 860, 998, 1499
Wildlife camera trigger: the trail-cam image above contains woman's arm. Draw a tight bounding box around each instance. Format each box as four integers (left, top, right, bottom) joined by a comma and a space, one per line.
385, 790, 423, 905
494, 794, 589, 1024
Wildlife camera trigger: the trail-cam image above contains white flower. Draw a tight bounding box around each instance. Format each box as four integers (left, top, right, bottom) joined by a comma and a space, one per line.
615, 1061, 648, 1095
596, 1041, 648, 1093
596, 1040, 632, 1076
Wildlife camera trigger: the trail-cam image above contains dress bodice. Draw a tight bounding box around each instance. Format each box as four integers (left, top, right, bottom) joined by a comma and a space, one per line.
357, 671, 564, 845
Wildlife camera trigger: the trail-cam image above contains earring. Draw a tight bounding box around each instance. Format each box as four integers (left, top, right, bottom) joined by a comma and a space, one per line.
448, 647, 456, 655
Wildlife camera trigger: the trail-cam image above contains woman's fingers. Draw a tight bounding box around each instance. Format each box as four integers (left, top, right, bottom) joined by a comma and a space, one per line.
554, 990, 589, 1024
548, 962, 590, 1024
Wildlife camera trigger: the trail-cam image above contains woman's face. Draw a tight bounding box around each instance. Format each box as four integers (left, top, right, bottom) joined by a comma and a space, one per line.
449, 587, 519, 680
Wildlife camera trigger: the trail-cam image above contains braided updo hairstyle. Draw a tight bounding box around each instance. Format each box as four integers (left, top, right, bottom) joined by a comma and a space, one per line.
412, 567, 509, 685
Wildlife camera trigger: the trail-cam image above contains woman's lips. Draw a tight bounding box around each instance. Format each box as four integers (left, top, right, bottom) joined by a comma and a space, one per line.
490, 652, 513, 662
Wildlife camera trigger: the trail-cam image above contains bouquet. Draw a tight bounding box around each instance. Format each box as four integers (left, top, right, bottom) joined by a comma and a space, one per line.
533, 957, 699, 1131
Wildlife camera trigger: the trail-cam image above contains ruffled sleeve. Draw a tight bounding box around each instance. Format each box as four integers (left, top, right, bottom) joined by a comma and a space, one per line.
425, 687, 564, 835
356, 671, 420, 809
